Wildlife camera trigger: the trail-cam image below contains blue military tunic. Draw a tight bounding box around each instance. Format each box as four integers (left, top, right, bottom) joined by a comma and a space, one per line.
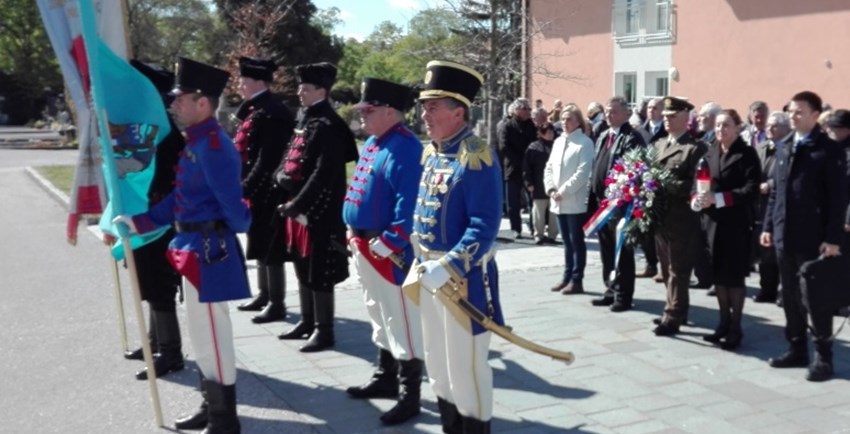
413, 126, 504, 335
343, 122, 423, 284
133, 117, 252, 303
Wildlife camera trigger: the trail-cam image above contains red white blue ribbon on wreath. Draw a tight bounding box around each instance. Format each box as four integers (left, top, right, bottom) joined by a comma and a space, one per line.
583, 200, 618, 237
583, 200, 633, 281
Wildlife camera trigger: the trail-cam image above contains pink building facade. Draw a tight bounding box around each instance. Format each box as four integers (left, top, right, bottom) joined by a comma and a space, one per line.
527, 0, 850, 113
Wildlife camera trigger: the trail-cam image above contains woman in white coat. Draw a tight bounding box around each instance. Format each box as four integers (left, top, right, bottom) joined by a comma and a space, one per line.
544, 104, 595, 294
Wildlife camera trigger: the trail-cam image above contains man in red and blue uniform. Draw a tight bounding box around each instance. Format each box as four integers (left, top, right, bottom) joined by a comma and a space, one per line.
342, 77, 424, 426
116, 57, 249, 433
413, 60, 504, 434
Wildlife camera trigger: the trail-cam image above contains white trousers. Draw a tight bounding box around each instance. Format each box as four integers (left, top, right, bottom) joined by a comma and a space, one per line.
352, 248, 423, 361
183, 277, 236, 385
420, 287, 493, 421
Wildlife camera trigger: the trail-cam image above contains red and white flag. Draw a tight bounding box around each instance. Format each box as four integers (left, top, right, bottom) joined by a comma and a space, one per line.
37, 0, 128, 245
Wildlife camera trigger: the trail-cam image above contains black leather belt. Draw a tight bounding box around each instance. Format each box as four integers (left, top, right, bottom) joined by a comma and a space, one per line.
175, 220, 227, 233
349, 227, 381, 239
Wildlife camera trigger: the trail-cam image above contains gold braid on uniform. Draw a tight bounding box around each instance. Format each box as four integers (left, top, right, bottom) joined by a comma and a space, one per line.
421, 144, 437, 164
458, 136, 493, 170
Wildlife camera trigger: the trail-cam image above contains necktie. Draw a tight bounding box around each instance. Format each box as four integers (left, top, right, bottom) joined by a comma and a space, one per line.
606, 131, 615, 150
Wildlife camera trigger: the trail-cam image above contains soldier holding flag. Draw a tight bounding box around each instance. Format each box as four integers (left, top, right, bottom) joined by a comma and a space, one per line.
115, 57, 250, 433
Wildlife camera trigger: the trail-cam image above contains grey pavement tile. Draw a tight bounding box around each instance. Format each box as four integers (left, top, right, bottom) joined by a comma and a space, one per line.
615, 419, 676, 434
773, 378, 835, 399
705, 381, 786, 404
698, 400, 757, 420
626, 394, 682, 413
563, 393, 625, 415
585, 407, 649, 428
647, 405, 705, 427
577, 374, 652, 400
727, 410, 791, 431
678, 416, 751, 434
753, 421, 813, 434
603, 340, 655, 354
779, 406, 850, 433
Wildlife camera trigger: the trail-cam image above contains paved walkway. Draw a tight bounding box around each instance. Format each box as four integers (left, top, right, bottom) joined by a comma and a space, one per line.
4, 163, 850, 433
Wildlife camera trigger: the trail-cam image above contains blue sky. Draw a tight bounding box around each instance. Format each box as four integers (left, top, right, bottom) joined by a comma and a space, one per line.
312, 0, 444, 41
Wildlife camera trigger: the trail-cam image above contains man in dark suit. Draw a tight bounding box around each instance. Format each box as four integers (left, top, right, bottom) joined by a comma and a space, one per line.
497, 98, 537, 238
589, 96, 646, 312
652, 97, 708, 336
588, 101, 608, 144
752, 111, 792, 303
636, 97, 667, 279
761, 91, 847, 382
642, 98, 668, 145
692, 102, 722, 292
233, 56, 295, 324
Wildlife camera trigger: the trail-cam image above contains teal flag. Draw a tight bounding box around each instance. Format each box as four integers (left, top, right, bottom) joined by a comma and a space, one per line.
77, 0, 170, 259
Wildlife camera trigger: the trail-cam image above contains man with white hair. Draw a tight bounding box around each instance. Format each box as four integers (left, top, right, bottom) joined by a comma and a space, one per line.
752, 111, 792, 304
697, 102, 722, 144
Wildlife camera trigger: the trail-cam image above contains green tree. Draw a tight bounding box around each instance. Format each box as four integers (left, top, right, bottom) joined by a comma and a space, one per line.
127, 0, 226, 66
0, 0, 62, 124
216, 0, 344, 96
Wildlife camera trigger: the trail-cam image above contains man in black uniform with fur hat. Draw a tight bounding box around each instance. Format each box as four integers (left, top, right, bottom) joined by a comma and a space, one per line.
124, 60, 186, 381
275, 62, 358, 352
233, 56, 295, 324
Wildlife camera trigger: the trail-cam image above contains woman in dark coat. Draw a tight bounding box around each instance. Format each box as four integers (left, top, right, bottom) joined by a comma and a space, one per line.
691, 109, 761, 350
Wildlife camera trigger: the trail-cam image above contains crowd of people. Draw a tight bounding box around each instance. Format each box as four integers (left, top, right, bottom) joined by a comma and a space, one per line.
499, 92, 850, 385
99, 44, 850, 433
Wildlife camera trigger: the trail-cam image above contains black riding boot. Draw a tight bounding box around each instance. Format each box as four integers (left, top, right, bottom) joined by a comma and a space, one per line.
278, 284, 314, 340
437, 398, 463, 434
808, 311, 834, 382
201, 380, 240, 434
125, 309, 157, 360
300, 291, 334, 352
346, 349, 399, 399
252, 264, 286, 323
462, 415, 491, 434
175, 374, 208, 430
237, 264, 269, 311
136, 309, 185, 380
381, 358, 423, 425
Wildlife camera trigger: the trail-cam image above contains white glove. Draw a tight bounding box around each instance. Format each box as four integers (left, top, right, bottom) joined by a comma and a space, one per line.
112, 215, 138, 234
690, 196, 703, 212
369, 237, 393, 258
419, 260, 451, 291
295, 214, 308, 226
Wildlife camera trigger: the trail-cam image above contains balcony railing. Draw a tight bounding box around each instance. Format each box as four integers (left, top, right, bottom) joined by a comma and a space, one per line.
612, 0, 674, 45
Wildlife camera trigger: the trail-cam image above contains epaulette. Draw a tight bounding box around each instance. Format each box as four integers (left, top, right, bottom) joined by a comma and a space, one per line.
421, 144, 436, 164
458, 136, 493, 170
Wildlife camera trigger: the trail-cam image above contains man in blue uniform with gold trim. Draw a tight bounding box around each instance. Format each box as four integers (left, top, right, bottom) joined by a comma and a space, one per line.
343, 77, 425, 425
116, 57, 249, 433
411, 60, 504, 434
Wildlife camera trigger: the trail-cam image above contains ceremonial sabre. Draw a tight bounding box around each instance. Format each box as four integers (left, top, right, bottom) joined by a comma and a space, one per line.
400, 261, 574, 364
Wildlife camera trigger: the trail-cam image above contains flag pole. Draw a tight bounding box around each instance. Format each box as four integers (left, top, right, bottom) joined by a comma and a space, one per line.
103, 111, 164, 427
77, 0, 164, 424
109, 245, 130, 352
120, 0, 133, 59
